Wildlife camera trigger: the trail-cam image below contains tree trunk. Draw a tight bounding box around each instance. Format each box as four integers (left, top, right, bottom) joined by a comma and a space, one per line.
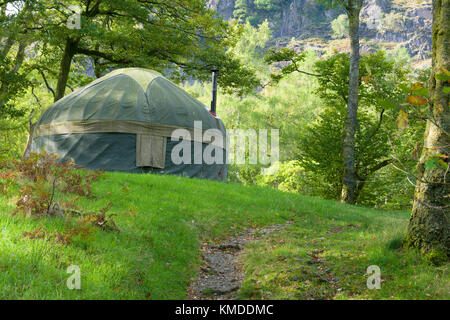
407, 0, 450, 257
341, 1, 362, 204
353, 180, 365, 202
0, 40, 27, 109
0, 35, 14, 58
55, 37, 79, 102
22, 118, 36, 160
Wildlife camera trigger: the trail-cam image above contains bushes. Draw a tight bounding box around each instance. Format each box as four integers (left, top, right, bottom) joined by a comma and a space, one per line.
257, 161, 313, 194
0, 152, 102, 217
227, 164, 264, 186
0, 151, 120, 245
423, 249, 448, 266
380, 12, 407, 34
331, 14, 349, 39
258, 161, 303, 192
229, 161, 333, 198
187, 37, 421, 210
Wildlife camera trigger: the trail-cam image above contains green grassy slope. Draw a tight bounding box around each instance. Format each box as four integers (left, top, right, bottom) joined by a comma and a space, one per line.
239, 209, 449, 300
0, 172, 448, 299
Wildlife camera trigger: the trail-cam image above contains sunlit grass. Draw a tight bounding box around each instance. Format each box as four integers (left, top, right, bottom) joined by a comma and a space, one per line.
0, 171, 295, 299
238, 201, 449, 300
0, 171, 447, 299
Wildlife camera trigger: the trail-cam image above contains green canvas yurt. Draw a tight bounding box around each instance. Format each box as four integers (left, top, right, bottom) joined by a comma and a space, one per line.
31, 68, 227, 181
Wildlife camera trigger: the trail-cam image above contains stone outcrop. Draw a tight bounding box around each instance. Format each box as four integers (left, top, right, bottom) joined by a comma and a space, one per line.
207, 0, 431, 60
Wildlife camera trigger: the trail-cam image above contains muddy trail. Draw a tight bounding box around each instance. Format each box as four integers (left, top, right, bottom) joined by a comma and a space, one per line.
187, 221, 293, 300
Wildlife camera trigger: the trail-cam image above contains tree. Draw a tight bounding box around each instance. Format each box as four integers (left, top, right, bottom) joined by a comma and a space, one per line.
339, 0, 364, 204
297, 52, 410, 202
0, 1, 32, 118
331, 14, 348, 39
265, 44, 416, 204
16, 0, 259, 103
229, 20, 271, 79
407, 0, 449, 257
268, 0, 364, 203
234, 0, 251, 22
0, 1, 260, 159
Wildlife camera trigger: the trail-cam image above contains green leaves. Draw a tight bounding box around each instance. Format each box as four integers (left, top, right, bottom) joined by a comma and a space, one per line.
331, 14, 349, 39
265, 48, 307, 85
399, 81, 430, 129
9, 0, 261, 97
265, 48, 300, 64
425, 155, 449, 171
409, 82, 429, 98
435, 67, 450, 82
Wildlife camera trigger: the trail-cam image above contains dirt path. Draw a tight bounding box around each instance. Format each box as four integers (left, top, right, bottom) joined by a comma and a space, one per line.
187, 221, 293, 300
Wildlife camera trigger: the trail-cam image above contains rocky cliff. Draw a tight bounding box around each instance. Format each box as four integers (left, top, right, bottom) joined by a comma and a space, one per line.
207, 0, 431, 61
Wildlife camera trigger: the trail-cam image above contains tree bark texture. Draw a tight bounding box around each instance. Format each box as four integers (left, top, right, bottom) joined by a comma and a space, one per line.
407, 0, 450, 256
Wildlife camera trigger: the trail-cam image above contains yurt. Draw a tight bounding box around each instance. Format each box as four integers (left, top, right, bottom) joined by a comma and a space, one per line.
31, 68, 227, 181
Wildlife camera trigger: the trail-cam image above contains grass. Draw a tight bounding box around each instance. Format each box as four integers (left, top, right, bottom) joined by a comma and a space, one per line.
238, 205, 449, 300
0, 172, 448, 299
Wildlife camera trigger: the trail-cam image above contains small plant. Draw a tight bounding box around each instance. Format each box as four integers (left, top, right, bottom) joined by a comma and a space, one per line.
14, 178, 52, 217
80, 203, 120, 232
1, 151, 118, 246
22, 226, 48, 240
387, 236, 404, 251
0, 170, 18, 195
1, 151, 103, 217
22, 225, 95, 246
13, 152, 59, 182
423, 249, 448, 266
23, 226, 72, 245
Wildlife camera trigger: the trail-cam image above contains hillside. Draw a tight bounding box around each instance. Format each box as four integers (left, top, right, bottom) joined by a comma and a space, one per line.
0, 172, 448, 299
208, 0, 432, 64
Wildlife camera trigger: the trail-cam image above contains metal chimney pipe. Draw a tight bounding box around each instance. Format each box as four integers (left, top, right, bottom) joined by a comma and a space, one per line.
210, 69, 219, 115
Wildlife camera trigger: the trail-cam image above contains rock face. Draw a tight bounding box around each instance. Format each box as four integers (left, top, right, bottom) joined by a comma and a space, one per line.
207, 0, 236, 20
277, 0, 335, 39
207, 0, 431, 60
359, 0, 432, 59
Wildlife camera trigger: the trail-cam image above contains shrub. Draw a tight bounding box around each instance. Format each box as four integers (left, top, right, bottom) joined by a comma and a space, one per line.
257, 161, 305, 193
380, 12, 407, 34
227, 164, 264, 186
23, 224, 97, 246
424, 249, 448, 266
331, 14, 349, 39
0, 151, 103, 218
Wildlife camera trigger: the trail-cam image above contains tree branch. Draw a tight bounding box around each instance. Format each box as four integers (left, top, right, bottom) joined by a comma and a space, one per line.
76, 47, 133, 65
38, 69, 56, 99
367, 109, 385, 140
368, 158, 392, 174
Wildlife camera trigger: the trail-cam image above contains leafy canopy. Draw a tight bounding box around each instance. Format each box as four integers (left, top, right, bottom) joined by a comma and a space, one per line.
2, 0, 261, 102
